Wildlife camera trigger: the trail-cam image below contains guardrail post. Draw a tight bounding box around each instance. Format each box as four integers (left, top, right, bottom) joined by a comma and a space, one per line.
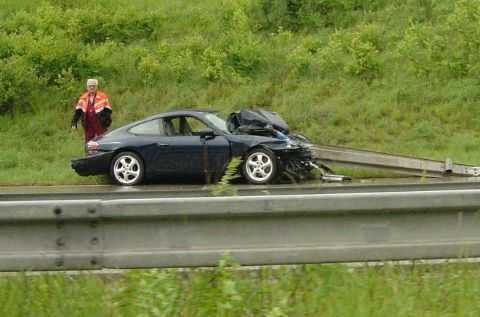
50, 202, 104, 270
0, 200, 104, 271
53, 205, 65, 268
86, 205, 103, 269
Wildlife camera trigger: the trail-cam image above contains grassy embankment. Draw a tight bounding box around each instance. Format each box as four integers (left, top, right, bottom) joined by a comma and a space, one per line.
2, 0, 480, 185
1, 262, 480, 316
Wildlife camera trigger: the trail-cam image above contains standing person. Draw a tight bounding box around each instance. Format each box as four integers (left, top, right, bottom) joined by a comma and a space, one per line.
71, 78, 112, 142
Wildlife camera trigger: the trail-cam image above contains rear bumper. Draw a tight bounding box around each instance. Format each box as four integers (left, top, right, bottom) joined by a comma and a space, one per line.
71, 151, 114, 176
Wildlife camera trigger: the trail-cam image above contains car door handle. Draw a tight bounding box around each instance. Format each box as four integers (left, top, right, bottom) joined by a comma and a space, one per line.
157, 143, 169, 147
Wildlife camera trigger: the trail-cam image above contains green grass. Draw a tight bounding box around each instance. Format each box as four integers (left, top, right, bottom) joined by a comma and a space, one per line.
2, 262, 480, 316
2, 0, 480, 185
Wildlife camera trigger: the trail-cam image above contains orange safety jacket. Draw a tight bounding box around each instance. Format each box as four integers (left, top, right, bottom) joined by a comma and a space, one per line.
76, 90, 111, 113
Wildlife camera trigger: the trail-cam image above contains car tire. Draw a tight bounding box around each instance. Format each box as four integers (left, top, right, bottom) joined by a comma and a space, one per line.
242, 148, 278, 185
110, 151, 145, 186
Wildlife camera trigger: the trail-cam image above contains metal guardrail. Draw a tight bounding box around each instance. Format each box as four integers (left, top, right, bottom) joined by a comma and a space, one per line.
1, 190, 480, 271
313, 144, 480, 177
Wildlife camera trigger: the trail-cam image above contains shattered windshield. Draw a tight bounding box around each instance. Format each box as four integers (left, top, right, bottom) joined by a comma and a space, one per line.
205, 113, 229, 133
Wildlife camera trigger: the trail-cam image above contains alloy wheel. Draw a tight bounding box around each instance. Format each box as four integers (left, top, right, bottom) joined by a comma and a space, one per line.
245, 151, 274, 183
113, 154, 142, 185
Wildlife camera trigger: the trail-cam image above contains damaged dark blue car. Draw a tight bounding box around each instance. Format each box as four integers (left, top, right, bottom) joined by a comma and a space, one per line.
71, 109, 323, 185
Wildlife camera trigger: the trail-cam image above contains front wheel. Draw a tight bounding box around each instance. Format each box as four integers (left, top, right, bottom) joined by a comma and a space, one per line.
110, 152, 145, 185
242, 148, 278, 185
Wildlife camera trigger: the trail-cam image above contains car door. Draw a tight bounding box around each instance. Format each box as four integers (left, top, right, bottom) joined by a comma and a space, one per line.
162, 116, 230, 178
185, 115, 231, 177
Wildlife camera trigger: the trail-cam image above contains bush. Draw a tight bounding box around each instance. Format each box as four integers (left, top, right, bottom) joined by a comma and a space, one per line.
53, 67, 83, 110
215, 4, 266, 79
286, 36, 322, 76
77, 41, 119, 79
201, 47, 230, 82
251, 0, 388, 31
398, 0, 480, 80
344, 33, 380, 80
14, 31, 82, 84
73, 8, 163, 44
0, 56, 43, 114
397, 24, 446, 79
315, 24, 382, 80
0, 32, 15, 59
137, 54, 163, 86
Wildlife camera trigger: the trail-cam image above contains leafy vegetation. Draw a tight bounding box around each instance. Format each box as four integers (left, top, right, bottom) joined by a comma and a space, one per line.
2, 262, 480, 316
2, 0, 480, 184
210, 157, 242, 196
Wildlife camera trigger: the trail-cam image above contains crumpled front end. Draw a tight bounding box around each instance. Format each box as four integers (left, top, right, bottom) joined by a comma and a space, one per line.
275, 146, 318, 180
227, 108, 351, 182
265, 136, 349, 182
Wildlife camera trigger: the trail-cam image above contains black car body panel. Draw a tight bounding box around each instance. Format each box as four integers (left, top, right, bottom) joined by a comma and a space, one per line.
71, 151, 113, 176
71, 109, 317, 182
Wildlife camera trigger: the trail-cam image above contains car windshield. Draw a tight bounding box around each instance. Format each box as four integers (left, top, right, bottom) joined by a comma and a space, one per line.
205, 113, 229, 133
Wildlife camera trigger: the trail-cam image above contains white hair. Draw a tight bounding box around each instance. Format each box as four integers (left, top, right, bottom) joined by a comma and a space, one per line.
86, 78, 98, 86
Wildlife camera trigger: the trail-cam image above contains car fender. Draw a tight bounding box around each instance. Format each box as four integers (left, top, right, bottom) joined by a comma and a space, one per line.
111, 147, 147, 170
225, 134, 286, 157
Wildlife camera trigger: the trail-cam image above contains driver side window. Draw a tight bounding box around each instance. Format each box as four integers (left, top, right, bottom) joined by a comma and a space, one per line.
164, 116, 209, 136
185, 117, 209, 134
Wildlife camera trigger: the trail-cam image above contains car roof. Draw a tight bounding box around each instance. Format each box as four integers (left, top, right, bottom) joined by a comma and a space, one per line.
103, 109, 220, 136
141, 109, 217, 120
161, 108, 217, 116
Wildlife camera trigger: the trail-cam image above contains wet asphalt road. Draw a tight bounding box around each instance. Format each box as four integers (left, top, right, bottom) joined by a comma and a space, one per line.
1, 177, 480, 201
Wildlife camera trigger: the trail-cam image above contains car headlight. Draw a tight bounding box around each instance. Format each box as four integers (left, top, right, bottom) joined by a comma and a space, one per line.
287, 137, 312, 148
285, 139, 297, 149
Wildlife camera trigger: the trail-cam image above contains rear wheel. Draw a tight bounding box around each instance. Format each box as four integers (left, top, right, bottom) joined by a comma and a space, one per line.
242, 148, 277, 184
110, 152, 144, 185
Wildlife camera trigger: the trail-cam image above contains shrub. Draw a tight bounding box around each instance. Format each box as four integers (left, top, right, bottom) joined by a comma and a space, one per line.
0, 32, 15, 59
53, 67, 83, 110
137, 54, 163, 87
70, 7, 163, 44
218, 4, 266, 78
397, 24, 446, 78
76, 41, 119, 79
0, 56, 43, 114
166, 49, 195, 83
251, 0, 388, 31
398, 0, 480, 80
201, 47, 229, 82
287, 36, 323, 76
15, 31, 82, 85
137, 45, 196, 85
316, 24, 382, 80
317, 31, 346, 75
344, 33, 380, 80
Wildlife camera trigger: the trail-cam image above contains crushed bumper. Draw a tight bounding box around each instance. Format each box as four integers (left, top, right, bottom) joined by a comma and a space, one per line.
275, 147, 316, 178
71, 151, 114, 176
276, 147, 351, 182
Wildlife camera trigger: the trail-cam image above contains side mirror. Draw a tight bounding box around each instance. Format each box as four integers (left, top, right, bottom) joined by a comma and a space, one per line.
199, 128, 216, 139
